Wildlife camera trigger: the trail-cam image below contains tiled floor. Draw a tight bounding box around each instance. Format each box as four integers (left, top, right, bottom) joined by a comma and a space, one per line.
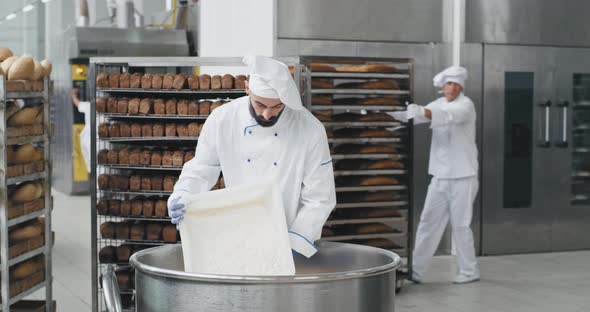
27, 191, 590, 311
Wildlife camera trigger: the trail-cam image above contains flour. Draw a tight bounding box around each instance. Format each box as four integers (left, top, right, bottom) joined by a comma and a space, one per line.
179, 179, 295, 276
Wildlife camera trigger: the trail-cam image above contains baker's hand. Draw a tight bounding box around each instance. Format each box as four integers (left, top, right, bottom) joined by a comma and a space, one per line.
168, 197, 186, 225
391, 111, 409, 123
406, 104, 425, 119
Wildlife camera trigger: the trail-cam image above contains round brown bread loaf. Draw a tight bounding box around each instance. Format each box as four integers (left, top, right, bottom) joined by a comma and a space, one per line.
360, 96, 401, 105
98, 174, 110, 190
100, 222, 116, 239
2, 56, 23, 79
177, 100, 188, 115
108, 123, 120, 137
235, 75, 247, 89
188, 123, 200, 137
106, 98, 118, 113
108, 73, 120, 88
8, 107, 40, 126
211, 75, 222, 89
154, 99, 166, 115
14, 144, 38, 164
151, 74, 163, 89
311, 63, 336, 72
127, 98, 140, 114
163, 176, 176, 191
184, 151, 194, 163
162, 151, 173, 166
141, 176, 151, 191
162, 225, 178, 242
130, 73, 142, 88
119, 73, 130, 88
311, 79, 334, 89
96, 72, 109, 88
188, 101, 199, 115
150, 151, 162, 166
335, 64, 398, 73
151, 176, 163, 190
172, 151, 184, 167
130, 123, 142, 137
119, 123, 131, 137
139, 98, 152, 114
107, 150, 118, 164
96, 97, 106, 113
118, 148, 130, 165
0, 47, 13, 62
155, 200, 167, 217
9, 219, 43, 241
176, 124, 188, 137
116, 244, 133, 262
366, 160, 404, 169
187, 75, 199, 90
222, 74, 234, 89
165, 99, 177, 115
129, 175, 141, 191
130, 223, 144, 240
108, 200, 121, 216
162, 74, 174, 89
99, 246, 117, 263
117, 99, 128, 114
11, 258, 42, 280
146, 223, 163, 241
142, 124, 153, 137
140, 150, 152, 166
172, 74, 186, 90
141, 73, 153, 89
130, 200, 143, 216
120, 201, 131, 216
115, 222, 130, 239
142, 200, 154, 217
97, 149, 108, 164
199, 101, 211, 115
11, 182, 43, 203
165, 123, 176, 137
199, 74, 211, 89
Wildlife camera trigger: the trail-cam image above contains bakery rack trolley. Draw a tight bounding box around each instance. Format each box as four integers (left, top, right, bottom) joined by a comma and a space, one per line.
0, 76, 54, 311
296, 56, 414, 292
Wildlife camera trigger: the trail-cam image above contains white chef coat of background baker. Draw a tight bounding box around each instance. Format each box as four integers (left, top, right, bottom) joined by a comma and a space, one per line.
168, 55, 336, 258
393, 66, 480, 284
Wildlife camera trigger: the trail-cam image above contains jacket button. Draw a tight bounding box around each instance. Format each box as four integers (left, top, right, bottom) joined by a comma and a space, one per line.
274, 133, 278, 136
274, 162, 277, 166
249, 131, 253, 134
247, 159, 251, 163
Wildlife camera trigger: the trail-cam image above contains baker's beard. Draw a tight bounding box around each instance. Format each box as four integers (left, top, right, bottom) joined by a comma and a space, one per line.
249, 100, 284, 127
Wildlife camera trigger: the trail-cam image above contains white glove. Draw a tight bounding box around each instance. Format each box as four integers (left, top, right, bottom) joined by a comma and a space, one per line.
391, 111, 409, 123
406, 104, 425, 119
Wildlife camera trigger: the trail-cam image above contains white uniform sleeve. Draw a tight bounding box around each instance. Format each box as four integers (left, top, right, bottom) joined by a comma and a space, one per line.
168, 113, 221, 206
289, 130, 337, 257
77, 101, 91, 115
429, 97, 473, 128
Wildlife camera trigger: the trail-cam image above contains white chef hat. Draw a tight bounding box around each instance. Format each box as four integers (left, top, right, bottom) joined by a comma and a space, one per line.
242, 55, 303, 110
433, 66, 468, 88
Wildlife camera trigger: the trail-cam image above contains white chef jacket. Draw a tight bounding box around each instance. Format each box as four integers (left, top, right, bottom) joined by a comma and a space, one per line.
422, 93, 478, 179
78, 101, 92, 172
170, 96, 336, 255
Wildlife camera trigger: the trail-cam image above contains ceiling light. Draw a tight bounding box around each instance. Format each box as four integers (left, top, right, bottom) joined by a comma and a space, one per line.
6, 13, 17, 20
23, 5, 34, 12
41, 0, 52, 3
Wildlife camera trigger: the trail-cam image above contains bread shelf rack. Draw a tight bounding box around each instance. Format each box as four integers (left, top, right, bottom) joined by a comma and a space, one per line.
0, 76, 53, 311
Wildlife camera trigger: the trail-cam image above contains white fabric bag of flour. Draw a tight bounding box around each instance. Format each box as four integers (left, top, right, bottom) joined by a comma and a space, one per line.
179, 178, 295, 276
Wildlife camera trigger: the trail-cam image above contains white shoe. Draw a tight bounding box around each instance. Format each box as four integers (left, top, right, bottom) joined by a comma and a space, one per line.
453, 273, 480, 284
408, 272, 423, 284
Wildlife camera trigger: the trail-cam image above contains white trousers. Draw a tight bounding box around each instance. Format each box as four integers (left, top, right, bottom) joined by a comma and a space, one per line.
412, 176, 479, 278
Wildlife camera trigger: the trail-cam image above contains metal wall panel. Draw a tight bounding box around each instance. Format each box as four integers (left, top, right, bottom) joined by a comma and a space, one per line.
277, 0, 443, 43
466, 0, 590, 47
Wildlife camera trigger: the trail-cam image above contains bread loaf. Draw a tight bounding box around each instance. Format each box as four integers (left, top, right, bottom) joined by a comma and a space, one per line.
199, 74, 211, 89
99, 246, 117, 263
118, 148, 130, 164
311, 63, 336, 72
165, 123, 176, 137
172, 73, 186, 90
165, 99, 177, 115
146, 223, 163, 241
336, 80, 399, 90
235, 75, 247, 89
139, 98, 152, 114
116, 269, 133, 290
210, 101, 223, 112
337, 176, 399, 186
13, 144, 38, 163
141, 73, 153, 89
120, 201, 131, 216
140, 150, 152, 166
162, 151, 173, 166
131, 123, 142, 137
163, 176, 176, 191
151, 74, 163, 89
313, 112, 331, 121
332, 144, 397, 154
155, 200, 167, 217
1, 56, 20, 78
108, 73, 120, 88
116, 244, 133, 262
129, 175, 141, 191
177, 100, 188, 115
187, 75, 199, 90
337, 191, 399, 203
130, 73, 142, 88
211, 75, 222, 89
141, 176, 151, 190
97, 149, 108, 164
153, 123, 164, 137
172, 151, 184, 167
222, 74, 234, 89
31, 60, 44, 81
311, 79, 334, 89
184, 151, 194, 163
142, 200, 154, 217
335, 64, 398, 73
176, 124, 188, 137
154, 98, 166, 115
12, 256, 44, 280
188, 101, 199, 115
9, 219, 43, 242
98, 174, 109, 190
128, 150, 140, 165
7, 107, 38, 127
106, 98, 118, 113
126, 98, 140, 114
0, 47, 13, 62
150, 151, 162, 166
131, 200, 143, 216
163, 74, 175, 89
360, 96, 401, 105
332, 112, 393, 122
130, 223, 144, 240
100, 222, 116, 239
199, 101, 211, 115
117, 99, 128, 114
96, 97, 106, 113
151, 176, 163, 190
7, 56, 35, 81
120, 123, 131, 137
119, 73, 130, 88
108, 200, 121, 216
107, 150, 118, 164
118, 175, 129, 190
108, 175, 127, 190
108, 123, 120, 137
333, 128, 393, 138
115, 222, 130, 239
11, 182, 43, 203
350, 223, 394, 234
162, 225, 178, 242
142, 124, 153, 137
312, 96, 332, 105
188, 123, 200, 137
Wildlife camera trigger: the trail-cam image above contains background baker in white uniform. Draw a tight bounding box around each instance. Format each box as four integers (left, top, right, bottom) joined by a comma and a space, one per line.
394, 66, 480, 284
168, 55, 337, 258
